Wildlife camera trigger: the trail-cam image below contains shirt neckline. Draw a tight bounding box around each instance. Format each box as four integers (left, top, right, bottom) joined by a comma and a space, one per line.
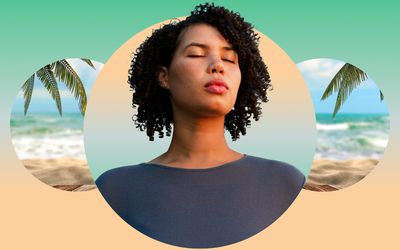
140, 154, 248, 172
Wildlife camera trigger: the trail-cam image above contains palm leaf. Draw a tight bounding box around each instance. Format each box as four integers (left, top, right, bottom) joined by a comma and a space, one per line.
320, 65, 345, 100
54, 60, 87, 115
332, 82, 351, 117
36, 64, 62, 116
21, 74, 35, 115
321, 63, 368, 118
81, 58, 96, 70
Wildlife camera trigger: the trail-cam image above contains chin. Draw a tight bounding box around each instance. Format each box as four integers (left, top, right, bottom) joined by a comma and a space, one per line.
200, 102, 233, 117
178, 97, 235, 118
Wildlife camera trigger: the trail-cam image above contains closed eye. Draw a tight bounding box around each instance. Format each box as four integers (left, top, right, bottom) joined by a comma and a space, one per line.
223, 58, 235, 63
188, 55, 205, 58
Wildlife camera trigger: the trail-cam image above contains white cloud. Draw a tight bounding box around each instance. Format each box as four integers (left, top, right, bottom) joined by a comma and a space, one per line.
66, 58, 103, 74
66, 58, 104, 90
14, 86, 76, 104
15, 59, 104, 102
66, 58, 89, 76
93, 61, 104, 71
297, 58, 380, 92
297, 58, 345, 81
30, 88, 75, 99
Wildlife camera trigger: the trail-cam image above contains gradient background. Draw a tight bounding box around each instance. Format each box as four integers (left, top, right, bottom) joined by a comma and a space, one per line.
1, 1, 399, 249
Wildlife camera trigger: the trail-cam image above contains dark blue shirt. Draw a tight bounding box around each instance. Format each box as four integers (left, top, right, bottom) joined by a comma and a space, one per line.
96, 155, 305, 248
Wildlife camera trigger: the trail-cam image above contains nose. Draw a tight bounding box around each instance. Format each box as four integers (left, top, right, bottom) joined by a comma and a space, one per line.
207, 58, 224, 75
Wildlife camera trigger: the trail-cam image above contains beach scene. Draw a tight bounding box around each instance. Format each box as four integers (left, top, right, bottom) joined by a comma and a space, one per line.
298, 59, 389, 191
10, 58, 103, 191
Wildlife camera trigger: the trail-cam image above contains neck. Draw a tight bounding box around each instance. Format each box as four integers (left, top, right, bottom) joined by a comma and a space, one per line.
168, 116, 229, 158
151, 109, 242, 168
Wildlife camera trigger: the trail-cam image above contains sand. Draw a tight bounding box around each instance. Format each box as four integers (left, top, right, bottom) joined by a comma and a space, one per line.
304, 158, 378, 191
22, 158, 96, 192
22, 157, 378, 192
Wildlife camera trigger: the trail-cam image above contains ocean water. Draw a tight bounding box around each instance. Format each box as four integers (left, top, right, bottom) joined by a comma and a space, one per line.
10, 112, 85, 159
315, 113, 389, 160
9, 112, 390, 161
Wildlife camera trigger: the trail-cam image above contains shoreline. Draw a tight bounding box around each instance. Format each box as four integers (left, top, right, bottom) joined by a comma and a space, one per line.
22, 158, 96, 191
304, 158, 378, 191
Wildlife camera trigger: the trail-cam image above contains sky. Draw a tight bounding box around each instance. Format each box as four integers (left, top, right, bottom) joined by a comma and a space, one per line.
297, 58, 389, 114
12, 58, 103, 114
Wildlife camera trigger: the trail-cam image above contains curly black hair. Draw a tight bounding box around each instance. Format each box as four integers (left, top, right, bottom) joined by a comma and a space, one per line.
128, 2, 271, 141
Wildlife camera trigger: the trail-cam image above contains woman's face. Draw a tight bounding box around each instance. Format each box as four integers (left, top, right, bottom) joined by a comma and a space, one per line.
158, 23, 241, 119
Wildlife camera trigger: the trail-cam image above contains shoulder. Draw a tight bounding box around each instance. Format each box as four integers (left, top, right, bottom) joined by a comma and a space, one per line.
95, 164, 148, 194
244, 155, 306, 190
96, 164, 139, 183
95, 164, 151, 211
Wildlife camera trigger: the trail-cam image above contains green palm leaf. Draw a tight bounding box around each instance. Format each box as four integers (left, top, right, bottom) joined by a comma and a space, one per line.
36, 64, 62, 116
21, 74, 35, 115
22, 59, 95, 116
53, 60, 87, 115
81, 58, 96, 70
321, 63, 368, 118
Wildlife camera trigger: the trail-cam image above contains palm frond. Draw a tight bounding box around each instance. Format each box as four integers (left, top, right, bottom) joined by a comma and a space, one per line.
332, 80, 354, 118
380, 90, 384, 101
36, 64, 62, 116
320, 64, 347, 101
81, 58, 96, 70
21, 74, 35, 115
321, 63, 368, 117
54, 60, 87, 115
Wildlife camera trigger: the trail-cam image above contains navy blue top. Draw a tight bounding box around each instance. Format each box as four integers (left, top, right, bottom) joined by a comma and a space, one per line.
96, 155, 305, 248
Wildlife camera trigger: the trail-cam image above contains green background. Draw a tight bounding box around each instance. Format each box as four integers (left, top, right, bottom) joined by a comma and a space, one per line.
1, 0, 399, 117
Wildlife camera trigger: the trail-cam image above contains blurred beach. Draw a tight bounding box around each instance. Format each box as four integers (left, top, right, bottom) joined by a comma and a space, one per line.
305, 158, 378, 191
23, 158, 95, 191
10, 112, 95, 191
305, 113, 389, 191
11, 113, 86, 159
314, 113, 389, 159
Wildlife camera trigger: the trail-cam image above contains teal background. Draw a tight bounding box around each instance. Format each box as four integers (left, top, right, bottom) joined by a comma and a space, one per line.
1, 0, 398, 166
1, 0, 399, 118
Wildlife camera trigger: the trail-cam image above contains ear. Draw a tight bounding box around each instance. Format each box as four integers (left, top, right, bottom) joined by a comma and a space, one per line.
157, 66, 170, 89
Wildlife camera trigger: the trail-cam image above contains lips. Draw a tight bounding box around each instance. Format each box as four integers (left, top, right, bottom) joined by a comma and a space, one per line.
204, 79, 229, 94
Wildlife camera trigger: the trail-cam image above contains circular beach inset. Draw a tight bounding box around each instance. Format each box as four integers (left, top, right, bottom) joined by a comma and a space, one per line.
297, 58, 390, 191
10, 58, 104, 192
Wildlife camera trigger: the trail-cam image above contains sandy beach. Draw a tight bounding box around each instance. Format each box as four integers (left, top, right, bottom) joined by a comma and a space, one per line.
22, 157, 379, 192
304, 158, 378, 191
22, 158, 96, 191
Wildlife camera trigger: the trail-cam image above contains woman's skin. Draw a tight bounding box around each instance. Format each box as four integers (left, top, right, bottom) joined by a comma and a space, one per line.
151, 24, 244, 169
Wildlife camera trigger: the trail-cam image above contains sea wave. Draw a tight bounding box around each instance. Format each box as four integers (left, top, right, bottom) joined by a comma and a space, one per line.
366, 137, 389, 148
314, 114, 389, 160
10, 112, 86, 159
11, 135, 86, 159
317, 123, 349, 131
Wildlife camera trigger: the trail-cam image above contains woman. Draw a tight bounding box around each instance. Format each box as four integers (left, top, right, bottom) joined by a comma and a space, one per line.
96, 3, 305, 248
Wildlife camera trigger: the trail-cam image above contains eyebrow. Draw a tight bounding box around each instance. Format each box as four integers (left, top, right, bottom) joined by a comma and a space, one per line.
183, 42, 234, 52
